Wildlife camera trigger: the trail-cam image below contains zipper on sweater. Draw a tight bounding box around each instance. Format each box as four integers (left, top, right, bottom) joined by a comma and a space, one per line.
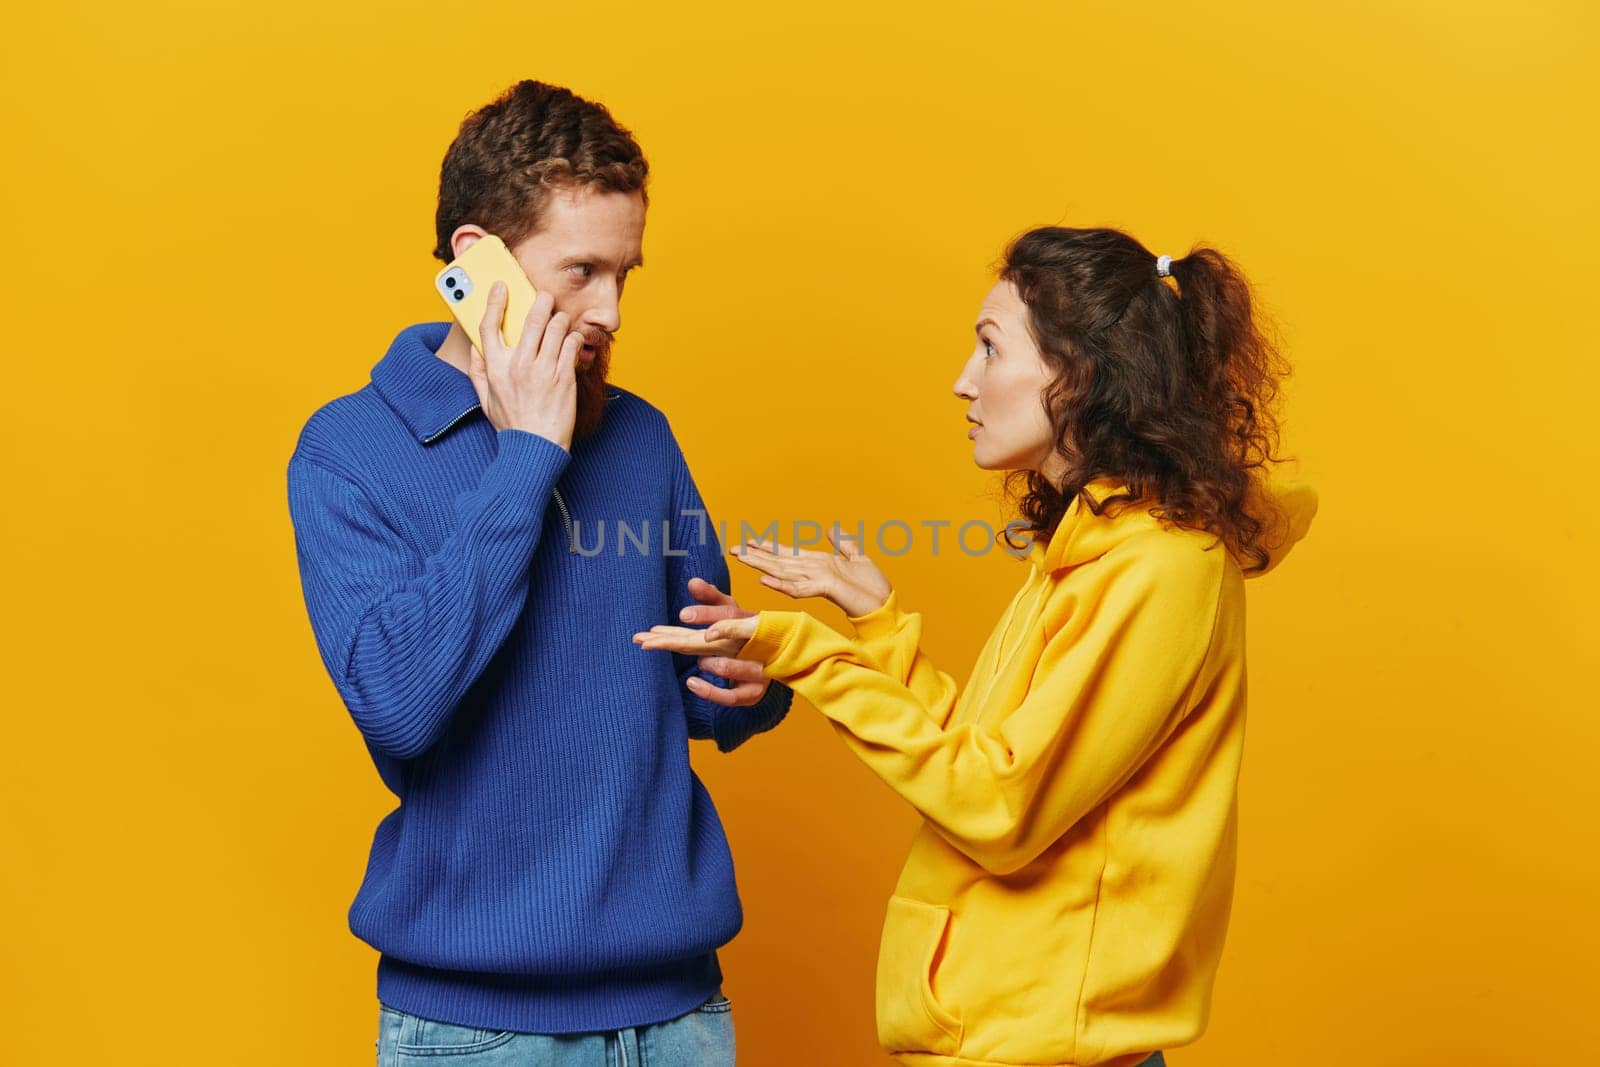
422, 405, 482, 445
551, 486, 575, 553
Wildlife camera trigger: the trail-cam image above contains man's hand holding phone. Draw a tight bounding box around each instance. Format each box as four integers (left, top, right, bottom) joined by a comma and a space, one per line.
467, 281, 583, 452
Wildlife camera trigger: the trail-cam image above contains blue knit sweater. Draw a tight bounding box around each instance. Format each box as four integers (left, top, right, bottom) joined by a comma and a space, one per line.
286, 321, 791, 1033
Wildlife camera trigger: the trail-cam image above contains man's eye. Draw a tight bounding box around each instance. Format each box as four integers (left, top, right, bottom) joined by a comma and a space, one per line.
568, 263, 593, 278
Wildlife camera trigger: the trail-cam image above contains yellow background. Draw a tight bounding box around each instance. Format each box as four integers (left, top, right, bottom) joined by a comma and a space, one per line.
4, 2, 1595, 1064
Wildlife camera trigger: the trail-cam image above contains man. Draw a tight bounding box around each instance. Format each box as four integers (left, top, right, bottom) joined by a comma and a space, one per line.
286, 79, 789, 1065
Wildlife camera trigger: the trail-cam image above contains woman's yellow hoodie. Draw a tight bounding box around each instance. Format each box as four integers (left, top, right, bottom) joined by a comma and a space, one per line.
735, 476, 1318, 1067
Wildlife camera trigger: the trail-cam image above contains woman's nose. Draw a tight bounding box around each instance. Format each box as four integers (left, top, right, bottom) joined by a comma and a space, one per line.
953, 363, 979, 400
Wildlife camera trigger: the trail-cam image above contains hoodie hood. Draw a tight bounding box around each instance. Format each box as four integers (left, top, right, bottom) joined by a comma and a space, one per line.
1026, 474, 1319, 577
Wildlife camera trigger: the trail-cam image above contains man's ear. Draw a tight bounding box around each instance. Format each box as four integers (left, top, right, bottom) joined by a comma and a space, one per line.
449, 224, 489, 260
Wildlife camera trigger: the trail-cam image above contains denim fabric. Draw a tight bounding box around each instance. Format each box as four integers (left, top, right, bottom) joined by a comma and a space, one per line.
375, 992, 734, 1066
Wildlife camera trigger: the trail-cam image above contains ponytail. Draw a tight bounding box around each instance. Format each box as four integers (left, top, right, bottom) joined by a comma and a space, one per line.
1166, 247, 1284, 473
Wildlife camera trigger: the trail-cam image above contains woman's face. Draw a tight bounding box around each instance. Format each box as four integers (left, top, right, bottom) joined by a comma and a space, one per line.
953, 280, 1062, 476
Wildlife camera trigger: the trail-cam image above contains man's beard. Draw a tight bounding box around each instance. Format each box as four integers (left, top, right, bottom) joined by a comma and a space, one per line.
572, 340, 612, 442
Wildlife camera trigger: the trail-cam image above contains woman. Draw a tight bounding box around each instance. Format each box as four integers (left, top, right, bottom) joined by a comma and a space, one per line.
634, 227, 1318, 1067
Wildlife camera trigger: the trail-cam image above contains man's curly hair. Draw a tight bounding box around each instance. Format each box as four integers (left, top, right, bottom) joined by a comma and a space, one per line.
433, 80, 649, 262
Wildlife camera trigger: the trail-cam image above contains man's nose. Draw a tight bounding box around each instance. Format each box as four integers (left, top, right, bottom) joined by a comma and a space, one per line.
586, 292, 622, 335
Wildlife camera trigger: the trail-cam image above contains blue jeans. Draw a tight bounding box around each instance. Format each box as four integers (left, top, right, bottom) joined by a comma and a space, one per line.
375, 992, 735, 1066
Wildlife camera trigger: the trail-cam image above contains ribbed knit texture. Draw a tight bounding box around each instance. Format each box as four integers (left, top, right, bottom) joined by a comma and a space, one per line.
286, 321, 791, 1034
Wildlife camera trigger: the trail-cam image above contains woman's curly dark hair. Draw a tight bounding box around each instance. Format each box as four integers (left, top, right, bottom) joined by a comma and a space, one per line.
998, 226, 1294, 574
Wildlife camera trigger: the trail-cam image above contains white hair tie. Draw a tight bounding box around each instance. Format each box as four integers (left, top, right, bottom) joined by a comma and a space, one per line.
1156, 254, 1174, 278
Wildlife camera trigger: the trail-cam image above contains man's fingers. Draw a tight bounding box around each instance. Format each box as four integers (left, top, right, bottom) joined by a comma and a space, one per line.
687, 577, 736, 605
681, 602, 746, 624
478, 281, 508, 357
512, 291, 556, 365
697, 656, 763, 682
535, 310, 572, 371
555, 329, 582, 381
679, 578, 748, 625
686, 676, 766, 707
466, 345, 489, 404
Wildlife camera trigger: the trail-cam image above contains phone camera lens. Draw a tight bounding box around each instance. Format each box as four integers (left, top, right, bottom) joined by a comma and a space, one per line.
452, 290, 464, 301
445, 276, 458, 288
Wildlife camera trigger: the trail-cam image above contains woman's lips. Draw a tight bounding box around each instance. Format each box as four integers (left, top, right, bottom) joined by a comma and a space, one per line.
968, 424, 982, 440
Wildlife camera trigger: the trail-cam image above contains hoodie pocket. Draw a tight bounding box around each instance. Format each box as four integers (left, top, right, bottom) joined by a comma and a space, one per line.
876, 895, 964, 1055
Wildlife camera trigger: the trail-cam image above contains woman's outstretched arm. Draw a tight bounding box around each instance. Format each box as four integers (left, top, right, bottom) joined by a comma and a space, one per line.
840, 588, 961, 728
728, 532, 960, 725
736, 544, 1226, 876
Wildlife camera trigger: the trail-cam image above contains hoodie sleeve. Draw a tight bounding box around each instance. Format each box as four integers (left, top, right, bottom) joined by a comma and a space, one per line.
843, 589, 961, 729
736, 542, 1225, 876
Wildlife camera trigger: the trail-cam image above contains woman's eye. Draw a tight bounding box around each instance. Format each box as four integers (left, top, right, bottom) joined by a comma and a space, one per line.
982, 339, 996, 358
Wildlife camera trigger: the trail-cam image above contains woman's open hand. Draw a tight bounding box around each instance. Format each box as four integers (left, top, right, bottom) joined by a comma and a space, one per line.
734, 527, 892, 619
632, 614, 760, 659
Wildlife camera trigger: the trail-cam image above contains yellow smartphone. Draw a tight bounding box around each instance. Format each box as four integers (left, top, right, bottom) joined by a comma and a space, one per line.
434, 234, 539, 352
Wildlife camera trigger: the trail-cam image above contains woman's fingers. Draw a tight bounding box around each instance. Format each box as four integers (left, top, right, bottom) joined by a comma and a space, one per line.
729, 539, 831, 602
759, 574, 806, 598
742, 537, 819, 560
828, 526, 864, 560
748, 537, 834, 561
735, 540, 822, 581
630, 625, 744, 656
631, 624, 701, 645
731, 545, 790, 579
706, 617, 758, 642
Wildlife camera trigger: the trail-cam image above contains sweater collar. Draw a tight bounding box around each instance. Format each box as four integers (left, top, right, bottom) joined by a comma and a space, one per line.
370, 321, 482, 444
